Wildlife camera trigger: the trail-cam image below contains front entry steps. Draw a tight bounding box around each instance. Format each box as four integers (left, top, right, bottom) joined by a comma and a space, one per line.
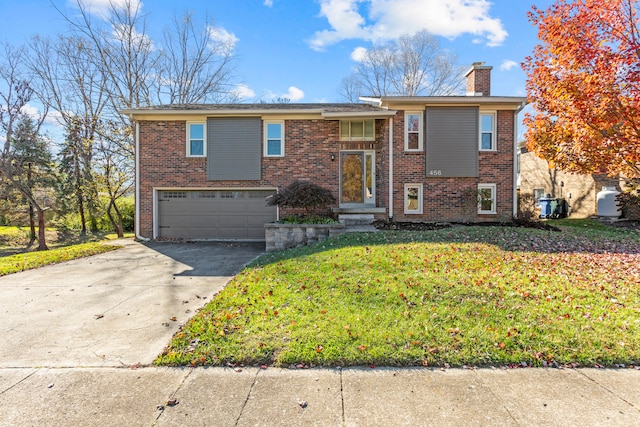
338, 214, 378, 233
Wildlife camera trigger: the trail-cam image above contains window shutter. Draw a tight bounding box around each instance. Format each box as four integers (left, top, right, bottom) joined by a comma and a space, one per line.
207, 117, 261, 181
425, 107, 478, 178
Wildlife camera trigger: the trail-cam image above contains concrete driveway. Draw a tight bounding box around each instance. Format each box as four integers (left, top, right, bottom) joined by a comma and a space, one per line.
0, 240, 264, 368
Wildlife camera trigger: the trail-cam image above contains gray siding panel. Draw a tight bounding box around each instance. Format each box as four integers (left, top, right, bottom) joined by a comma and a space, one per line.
426, 107, 478, 178
208, 117, 261, 180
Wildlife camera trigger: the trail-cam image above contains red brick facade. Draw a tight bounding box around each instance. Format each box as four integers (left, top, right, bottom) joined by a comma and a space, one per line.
137, 107, 518, 238
388, 109, 515, 223
131, 64, 524, 239
465, 65, 493, 96
137, 118, 389, 238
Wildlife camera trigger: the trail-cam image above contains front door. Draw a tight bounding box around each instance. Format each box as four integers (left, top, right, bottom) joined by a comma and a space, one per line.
340, 151, 375, 205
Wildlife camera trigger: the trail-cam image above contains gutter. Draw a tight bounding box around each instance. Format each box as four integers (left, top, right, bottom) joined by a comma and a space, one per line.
513, 101, 527, 219
120, 108, 397, 119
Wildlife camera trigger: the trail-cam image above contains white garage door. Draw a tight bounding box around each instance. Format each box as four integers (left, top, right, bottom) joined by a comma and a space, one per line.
158, 190, 277, 240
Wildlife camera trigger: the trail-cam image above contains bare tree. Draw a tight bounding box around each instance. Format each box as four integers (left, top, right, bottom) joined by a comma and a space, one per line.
0, 44, 50, 250
56, 0, 158, 114
338, 74, 364, 103
158, 12, 238, 104
25, 1, 238, 236
29, 35, 108, 233
340, 31, 465, 99
95, 120, 133, 237
57, 1, 238, 112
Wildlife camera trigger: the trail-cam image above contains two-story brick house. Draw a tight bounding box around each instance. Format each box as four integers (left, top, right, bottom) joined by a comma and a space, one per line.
122, 63, 527, 241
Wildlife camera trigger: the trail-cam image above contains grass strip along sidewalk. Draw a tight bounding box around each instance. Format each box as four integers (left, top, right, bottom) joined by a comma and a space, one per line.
157, 223, 640, 369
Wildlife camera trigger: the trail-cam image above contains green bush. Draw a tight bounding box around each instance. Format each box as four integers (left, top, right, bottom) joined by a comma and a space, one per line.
52, 196, 135, 232
279, 215, 339, 224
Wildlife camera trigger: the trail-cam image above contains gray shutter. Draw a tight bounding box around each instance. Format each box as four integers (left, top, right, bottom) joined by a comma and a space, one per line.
207, 117, 261, 180
426, 107, 478, 178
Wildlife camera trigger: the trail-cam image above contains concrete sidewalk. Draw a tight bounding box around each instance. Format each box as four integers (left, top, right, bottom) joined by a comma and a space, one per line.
1, 366, 639, 426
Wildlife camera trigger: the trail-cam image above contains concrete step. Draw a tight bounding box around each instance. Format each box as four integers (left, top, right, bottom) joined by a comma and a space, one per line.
338, 214, 375, 226
344, 225, 378, 233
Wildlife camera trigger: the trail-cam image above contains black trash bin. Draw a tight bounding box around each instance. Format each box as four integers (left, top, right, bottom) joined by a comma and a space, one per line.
550, 198, 568, 218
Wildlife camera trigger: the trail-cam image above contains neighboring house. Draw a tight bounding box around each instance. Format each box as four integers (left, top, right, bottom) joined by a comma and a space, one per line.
122, 63, 527, 241
518, 144, 621, 218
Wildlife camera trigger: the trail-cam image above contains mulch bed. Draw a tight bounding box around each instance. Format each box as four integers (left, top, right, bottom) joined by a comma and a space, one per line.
372, 219, 561, 232
609, 220, 640, 230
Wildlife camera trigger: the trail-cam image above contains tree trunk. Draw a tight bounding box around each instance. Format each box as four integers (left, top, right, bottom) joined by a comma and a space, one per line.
113, 200, 124, 238
28, 202, 36, 243
106, 200, 120, 237
37, 207, 48, 251
77, 186, 86, 236
27, 164, 36, 243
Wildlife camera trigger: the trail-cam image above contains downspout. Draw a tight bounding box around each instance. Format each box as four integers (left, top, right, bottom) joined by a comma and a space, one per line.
388, 117, 394, 220
513, 103, 526, 219
133, 120, 149, 241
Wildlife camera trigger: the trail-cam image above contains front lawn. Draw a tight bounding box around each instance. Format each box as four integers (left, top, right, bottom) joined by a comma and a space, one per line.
157, 222, 640, 368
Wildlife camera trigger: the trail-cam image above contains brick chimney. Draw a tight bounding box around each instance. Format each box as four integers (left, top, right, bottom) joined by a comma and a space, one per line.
465, 62, 492, 96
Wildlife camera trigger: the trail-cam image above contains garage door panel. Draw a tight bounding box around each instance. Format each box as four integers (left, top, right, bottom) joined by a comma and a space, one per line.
158, 190, 276, 240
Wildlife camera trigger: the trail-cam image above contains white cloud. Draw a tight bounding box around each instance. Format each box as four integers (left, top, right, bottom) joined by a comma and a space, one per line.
262, 86, 305, 102
208, 26, 239, 50
500, 59, 519, 71
233, 84, 256, 100
70, 0, 143, 19
309, 0, 507, 50
43, 110, 65, 127
280, 86, 305, 101
264, 0, 273, 6
20, 104, 40, 118
112, 23, 153, 48
351, 46, 368, 61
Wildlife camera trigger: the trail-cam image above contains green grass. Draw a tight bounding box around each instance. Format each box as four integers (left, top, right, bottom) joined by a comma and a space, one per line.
0, 241, 118, 276
157, 223, 640, 368
0, 226, 130, 275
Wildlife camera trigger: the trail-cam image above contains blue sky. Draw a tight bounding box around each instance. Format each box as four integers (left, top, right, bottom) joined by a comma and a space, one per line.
1, 0, 555, 103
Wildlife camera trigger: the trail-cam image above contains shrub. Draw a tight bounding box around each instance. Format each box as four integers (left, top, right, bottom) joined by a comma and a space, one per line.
267, 181, 336, 216
618, 182, 640, 220
517, 192, 537, 221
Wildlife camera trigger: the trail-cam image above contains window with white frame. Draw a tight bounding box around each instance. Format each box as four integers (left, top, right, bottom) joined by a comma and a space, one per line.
264, 120, 284, 157
340, 119, 375, 141
404, 183, 423, 214
405, 112, 423, 151
187, 122, 206, 157
480, 112, 496, 151
478, 183, 497, 214
533, 188, 545, 207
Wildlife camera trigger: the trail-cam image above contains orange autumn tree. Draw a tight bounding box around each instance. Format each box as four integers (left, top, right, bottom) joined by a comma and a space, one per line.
523, 0, 640, 178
